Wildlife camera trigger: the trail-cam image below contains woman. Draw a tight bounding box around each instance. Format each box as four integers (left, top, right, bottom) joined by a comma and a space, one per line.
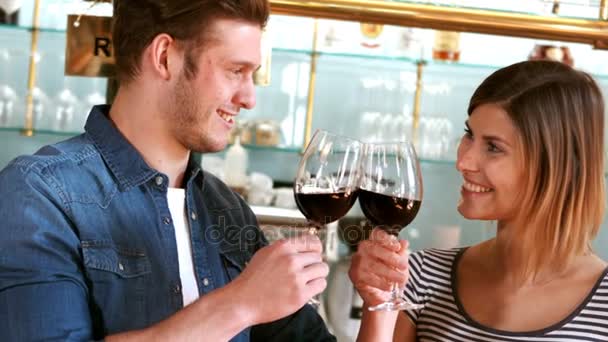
350, 60, 608, 341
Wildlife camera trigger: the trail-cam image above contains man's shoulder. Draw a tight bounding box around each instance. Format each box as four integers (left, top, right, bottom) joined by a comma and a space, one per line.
0, 134, 102, 185
4, 134, 97, 172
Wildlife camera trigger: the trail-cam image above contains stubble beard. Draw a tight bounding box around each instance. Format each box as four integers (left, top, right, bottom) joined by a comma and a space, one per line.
170, 73, 215, 153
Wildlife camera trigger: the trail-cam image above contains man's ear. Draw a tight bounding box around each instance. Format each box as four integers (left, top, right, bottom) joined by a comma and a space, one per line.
146, 33, 181, 81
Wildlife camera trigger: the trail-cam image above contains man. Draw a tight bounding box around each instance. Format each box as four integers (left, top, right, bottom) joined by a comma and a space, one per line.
0, 1, 335, 341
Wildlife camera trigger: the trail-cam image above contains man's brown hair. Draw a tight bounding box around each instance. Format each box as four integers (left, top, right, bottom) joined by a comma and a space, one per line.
112, 0, 270, 83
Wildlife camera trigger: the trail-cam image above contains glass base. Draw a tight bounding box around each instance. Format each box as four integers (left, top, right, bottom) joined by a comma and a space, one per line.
368, 299, 423, 311
308, 296, 321, 307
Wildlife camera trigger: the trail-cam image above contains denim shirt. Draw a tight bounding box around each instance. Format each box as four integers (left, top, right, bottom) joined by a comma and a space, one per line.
0, 105, 335, 342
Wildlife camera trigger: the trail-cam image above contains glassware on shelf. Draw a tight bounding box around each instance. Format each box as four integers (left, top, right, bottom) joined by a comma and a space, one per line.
359, 111, 382, 143
418, 115, 453, 160
52, 87, 80, 132
78, 77, 107, 130
0, 84, 17, 127
30, 87, 50, 130
359, 141, 424, 311
0, 48, 21, 128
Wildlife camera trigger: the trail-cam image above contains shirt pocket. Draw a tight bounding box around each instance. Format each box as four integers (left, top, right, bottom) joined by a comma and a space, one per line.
82, 241, 151, 278
81, 240, 151, 325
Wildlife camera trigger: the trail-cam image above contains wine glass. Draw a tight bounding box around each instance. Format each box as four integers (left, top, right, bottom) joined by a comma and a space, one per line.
359, 141, 424, 311
294, 129, 361, 305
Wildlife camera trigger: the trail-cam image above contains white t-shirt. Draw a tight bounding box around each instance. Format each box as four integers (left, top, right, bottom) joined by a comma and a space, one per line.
167, 188, 200, 307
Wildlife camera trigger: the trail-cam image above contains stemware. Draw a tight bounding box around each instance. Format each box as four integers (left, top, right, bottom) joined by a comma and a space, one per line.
359, 141, 424, 311
294, 129, 361, 305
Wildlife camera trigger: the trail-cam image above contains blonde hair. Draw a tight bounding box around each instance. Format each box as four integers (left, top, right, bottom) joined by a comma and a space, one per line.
469, 61, 605, 278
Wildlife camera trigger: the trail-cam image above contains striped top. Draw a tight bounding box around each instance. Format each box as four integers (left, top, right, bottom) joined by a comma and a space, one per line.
403, 248, 608, 342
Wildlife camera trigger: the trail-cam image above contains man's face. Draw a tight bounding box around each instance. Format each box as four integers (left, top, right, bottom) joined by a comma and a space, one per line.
167, 18, 261, 153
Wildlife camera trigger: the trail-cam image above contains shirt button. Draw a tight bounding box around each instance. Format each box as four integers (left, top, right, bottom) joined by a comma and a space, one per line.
173, 284, 181, 294
163, 217, 171, 225
155, 176, 164, 186
191, 212, 197, 220
203, 278, 210, 287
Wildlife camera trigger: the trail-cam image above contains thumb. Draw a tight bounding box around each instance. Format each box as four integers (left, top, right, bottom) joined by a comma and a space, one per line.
398, 240, 409, 256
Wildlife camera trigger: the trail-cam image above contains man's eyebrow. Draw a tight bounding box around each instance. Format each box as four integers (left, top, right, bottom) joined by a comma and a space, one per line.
228, 60, 261, 71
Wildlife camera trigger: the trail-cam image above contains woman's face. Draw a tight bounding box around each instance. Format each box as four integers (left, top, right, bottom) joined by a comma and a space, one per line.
456, 103, 525, 222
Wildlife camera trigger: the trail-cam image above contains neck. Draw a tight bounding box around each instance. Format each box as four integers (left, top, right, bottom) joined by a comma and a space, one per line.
485, 220, 589, 287
109, 83, 190, 188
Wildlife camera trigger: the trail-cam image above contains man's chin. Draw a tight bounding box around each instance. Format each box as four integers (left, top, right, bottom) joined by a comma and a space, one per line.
191, 139, 229, 154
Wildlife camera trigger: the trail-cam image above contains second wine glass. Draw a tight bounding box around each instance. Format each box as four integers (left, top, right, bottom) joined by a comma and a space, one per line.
294, 129, 361, 305
359, 141, 424, 311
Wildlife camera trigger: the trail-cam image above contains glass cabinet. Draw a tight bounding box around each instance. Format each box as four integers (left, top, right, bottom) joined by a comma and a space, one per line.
1, 0, 608, 257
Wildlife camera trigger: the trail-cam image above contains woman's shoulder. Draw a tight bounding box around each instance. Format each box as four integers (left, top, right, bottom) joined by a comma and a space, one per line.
410, 247, 465, 265
408, 247, 466, 280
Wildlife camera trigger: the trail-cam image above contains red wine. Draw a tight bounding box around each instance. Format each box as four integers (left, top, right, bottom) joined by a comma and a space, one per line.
294, 190, 358, 226
358, 189, 421, 235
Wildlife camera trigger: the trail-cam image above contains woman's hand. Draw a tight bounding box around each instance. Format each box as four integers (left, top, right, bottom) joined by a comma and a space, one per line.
348, 228, 409, 307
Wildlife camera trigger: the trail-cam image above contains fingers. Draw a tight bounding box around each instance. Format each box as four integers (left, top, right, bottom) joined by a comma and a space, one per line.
370, 228, 402, 252
301, 260, 330, 282
280, 234, 323, 254
359, 240, 408, 271
305, 277, 328, 297
289, 251, 324, 270
355, 273, 394, 292
398, 240, 409, 256
350, 253, 408, 287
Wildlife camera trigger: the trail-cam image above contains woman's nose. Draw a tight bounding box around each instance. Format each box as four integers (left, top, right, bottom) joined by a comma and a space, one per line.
456, 142, 478, 173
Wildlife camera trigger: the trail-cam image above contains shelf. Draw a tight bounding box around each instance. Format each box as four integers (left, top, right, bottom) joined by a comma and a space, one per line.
0, 23, 66, 34
270, 0, 608, 50
274, 47, 500, 70
227, 142, 303, 153
0, 127, 81, 137
391, 0, 604, 21
0, 127, 300, 151
0, 22, 603, 78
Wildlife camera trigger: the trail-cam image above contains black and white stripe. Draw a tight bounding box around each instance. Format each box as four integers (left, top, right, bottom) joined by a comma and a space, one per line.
403, 248, 608, 342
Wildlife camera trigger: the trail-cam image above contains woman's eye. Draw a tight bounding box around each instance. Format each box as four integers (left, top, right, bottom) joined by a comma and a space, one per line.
487, 142, 501, 153
463, 127, 473, 138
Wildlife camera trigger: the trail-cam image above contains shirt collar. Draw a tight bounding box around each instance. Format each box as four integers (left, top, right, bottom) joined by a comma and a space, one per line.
85, 105, 159, 191
85, 105, 205, 191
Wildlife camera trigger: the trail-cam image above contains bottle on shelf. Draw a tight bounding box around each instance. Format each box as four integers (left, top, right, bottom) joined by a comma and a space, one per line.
223, 136, 249, 196
0, 9, 18, 25
432, 30, 461, 62
0, 0, 21, 24
360, 22, 384, 49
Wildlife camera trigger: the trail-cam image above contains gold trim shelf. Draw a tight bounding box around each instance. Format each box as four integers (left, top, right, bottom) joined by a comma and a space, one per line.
269, 0, 608, 49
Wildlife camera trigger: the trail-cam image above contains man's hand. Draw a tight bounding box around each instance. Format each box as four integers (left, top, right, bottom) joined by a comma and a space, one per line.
348, 228, 409, 307
230, 234, 329, 325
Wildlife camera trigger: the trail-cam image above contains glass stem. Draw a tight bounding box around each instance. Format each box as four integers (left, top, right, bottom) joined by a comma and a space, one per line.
390, 282, 402, 302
